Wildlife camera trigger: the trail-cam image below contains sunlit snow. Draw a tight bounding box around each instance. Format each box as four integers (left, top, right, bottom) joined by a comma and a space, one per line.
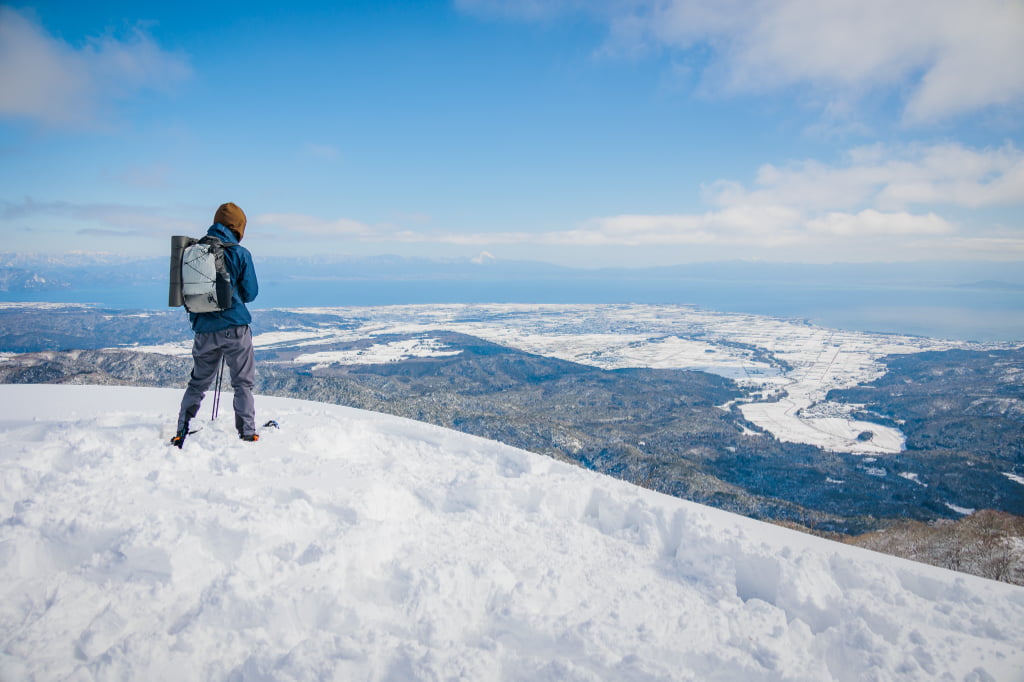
291, 338, 462, 368
1, 384, 1022, 681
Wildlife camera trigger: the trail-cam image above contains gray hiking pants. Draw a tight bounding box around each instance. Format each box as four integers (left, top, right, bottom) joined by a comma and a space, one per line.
177, 325, 256, 436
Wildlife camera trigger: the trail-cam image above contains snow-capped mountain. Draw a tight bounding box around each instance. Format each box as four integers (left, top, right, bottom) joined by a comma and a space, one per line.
0, 252, 126, 268
1, 385, 1021, 681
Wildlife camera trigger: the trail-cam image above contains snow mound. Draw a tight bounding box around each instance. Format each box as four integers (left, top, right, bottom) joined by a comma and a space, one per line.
1, 385, 1022, 681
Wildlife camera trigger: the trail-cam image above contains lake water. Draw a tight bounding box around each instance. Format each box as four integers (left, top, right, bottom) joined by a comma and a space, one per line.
6, 277, 1023, 343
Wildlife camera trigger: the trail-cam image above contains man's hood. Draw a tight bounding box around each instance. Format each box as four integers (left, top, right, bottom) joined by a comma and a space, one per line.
214, 202, 247, 241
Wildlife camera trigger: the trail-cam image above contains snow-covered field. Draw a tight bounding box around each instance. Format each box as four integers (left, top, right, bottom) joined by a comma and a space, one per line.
1, 384, 1022, 681
124, 301, 997, 452
240, 303, 977, 454
291, 338, 462, 369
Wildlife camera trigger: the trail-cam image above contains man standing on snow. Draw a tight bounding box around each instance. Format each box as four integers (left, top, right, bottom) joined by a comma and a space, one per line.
172, 202, 260, 446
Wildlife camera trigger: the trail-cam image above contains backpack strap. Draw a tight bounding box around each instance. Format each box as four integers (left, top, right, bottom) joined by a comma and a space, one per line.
198, 235, 236, 248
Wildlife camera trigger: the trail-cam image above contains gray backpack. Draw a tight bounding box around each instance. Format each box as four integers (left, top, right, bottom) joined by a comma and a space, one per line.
168, 235, 234, 313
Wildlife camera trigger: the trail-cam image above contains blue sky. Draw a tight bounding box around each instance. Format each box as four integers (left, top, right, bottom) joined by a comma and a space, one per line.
1, 0, 1023, 267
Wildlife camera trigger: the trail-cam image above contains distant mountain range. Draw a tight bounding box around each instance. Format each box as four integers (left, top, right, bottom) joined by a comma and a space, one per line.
0, 253, 164, 292
4, 251, 1024, 292
0, 252, 570, 294
956, 279, 1024, 291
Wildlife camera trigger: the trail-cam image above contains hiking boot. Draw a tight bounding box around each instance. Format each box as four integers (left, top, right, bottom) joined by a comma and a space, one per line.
170, 423, 190, 449
240, 433, 259, 442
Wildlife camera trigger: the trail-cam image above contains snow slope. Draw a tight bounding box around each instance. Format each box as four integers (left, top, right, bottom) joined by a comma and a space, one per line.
1, 385, 1022, 682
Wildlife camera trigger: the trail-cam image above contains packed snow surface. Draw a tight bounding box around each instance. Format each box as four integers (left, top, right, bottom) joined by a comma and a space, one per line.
2, 385, 1022, 682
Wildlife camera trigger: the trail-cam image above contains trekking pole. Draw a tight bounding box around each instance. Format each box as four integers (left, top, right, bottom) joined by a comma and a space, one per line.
211, 355, 225, 421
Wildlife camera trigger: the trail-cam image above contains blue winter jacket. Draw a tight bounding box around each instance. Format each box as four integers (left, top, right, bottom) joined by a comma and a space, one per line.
189, 223, 259, 333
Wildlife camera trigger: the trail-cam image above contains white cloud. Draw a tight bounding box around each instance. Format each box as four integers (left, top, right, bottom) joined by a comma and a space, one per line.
563, 205, 804, 247
807, 210, 953, 237
256, 213, 375, 237
875, 144, 1024, 208
659, 0, 1024, 122
9, 141, 1020, 262
341, 142, 1021, 259
459, 0, 1024, 123
943, 236, 1024, 257
388, 229, 536, 245
901, 1, 1024, 122
0, 7, 190, 126
246, 142, 1020, 260
0, 198, 197, 247
709, 143, 1024, 212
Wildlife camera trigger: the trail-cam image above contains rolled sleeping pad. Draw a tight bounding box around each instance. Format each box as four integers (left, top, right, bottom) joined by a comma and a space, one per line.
169, 235, 191, 307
